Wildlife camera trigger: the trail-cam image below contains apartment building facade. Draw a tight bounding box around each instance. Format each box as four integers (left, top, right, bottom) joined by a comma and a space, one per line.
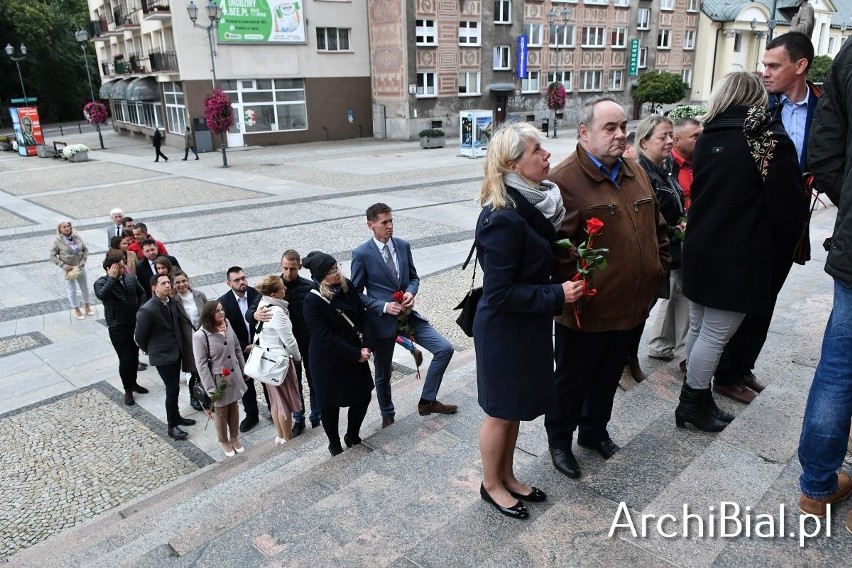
87, 0, 373, 147
369, 0, 700, 140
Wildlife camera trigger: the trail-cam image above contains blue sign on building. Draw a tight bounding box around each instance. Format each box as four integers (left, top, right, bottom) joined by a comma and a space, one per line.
517, 35, 528, 79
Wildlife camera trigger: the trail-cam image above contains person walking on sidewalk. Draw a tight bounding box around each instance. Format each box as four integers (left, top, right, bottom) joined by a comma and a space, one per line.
351, 203, 456, 429
797, 39, 852, 534
94, 254, 148, 406
135, 274, 196, 440
153, 128, 168, 162
50, 219, 94, 320
182, 127, 199, 161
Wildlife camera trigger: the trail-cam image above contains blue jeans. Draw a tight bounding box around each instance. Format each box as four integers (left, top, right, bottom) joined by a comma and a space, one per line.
798, 279, 852, 499
373, 320, 454, 418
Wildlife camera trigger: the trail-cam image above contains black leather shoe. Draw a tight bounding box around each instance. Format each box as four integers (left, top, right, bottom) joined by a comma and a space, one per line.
132, 385, 149, 394
292, 421, 305, 437
508, 486, 547, 503
137, 362, 148, 371
177, 416, 196, 426
310, 419, 321, 428
167, 426, 188, 440
480, 484, 529, 519
578, 437, 620, 460
328, 443, 344, 456
343, 433, 362, 448
124, 392, 135, 406
240, 416, 259, 433
550, 447, 581, 479
190, 398, 204, 412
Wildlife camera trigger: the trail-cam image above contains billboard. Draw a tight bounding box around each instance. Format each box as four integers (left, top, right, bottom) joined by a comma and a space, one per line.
217, 0, 307, 44
460, 110, 493, 158
9, 106, 44, 157
517, 35, 528, 79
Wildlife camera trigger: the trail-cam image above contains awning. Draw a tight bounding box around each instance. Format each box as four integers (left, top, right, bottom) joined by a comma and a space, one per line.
99, 80, 119, 99
126, 77, 160, 101
488, 83, 516, 94
111, 78, 134, 100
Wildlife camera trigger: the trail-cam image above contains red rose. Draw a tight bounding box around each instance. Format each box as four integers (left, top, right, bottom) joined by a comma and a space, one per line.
222, 368, 231, 376
392, 291, 405, 303
586, 217, 604, 236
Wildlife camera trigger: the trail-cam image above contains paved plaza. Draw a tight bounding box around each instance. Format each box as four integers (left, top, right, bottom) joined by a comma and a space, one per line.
0, 127, 850, 566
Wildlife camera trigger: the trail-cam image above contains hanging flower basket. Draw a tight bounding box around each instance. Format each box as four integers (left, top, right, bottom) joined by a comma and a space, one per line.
547, 82, 567, 111
83, 102, 109, 126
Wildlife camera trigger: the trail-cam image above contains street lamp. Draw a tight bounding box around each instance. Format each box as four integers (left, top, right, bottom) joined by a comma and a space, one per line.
75, 28, 105, 149
547, 7, 571, 139
188, 0, 227, 166
768, 0, 778, 40
5, 43, 29, 105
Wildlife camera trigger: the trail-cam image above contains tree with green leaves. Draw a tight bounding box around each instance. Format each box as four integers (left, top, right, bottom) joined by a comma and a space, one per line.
0, 0, 96, 124
634, 71, 688, 112
808, 55, 833, 84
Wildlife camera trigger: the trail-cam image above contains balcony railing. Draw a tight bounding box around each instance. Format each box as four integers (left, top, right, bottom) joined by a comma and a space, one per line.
143, 0, 171, 13
149, 49, 178, 72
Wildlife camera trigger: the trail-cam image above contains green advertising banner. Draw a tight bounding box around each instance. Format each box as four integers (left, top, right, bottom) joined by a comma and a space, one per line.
628, 38, 640, 77
217, 0, 306, 44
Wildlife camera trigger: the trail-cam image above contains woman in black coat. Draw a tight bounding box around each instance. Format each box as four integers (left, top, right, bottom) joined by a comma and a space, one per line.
474, 123, 583, 520
679, 71, 806, 432
302, 251, 375, 456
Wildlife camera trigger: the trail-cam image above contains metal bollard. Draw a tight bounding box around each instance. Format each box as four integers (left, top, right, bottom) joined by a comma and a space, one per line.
78, 123, 82, 134
60, 125, 64, 135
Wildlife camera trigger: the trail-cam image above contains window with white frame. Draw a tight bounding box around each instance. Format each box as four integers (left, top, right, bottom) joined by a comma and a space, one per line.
657, 29, 671, 49
495, 0, 511, 24
521, 70, 540, 93
551, 24, 575, 47
660, 0, 674, 10
613, 0, 629, 7
637, 8, 650, 30
524, 23, 543, 46
163, 81, 185, 134
828, 36, 835, 54
687, 0, 700, 12
638, 47, 647, 68
458, 71, 481, 95
609, 69, 624, 91
459, 21, 481, 46
579, 70, 603, 91
610, 27, 627, 48
584, 0, 607, 5
316, 28, 351, 51
493, 45, 511, 69
681, 68, 693, 87
416, 19, 436, 45
547, 70, 573, 91
416, 72, 436, 97
582, 26, 606, 48
220, 78, 308, 132
683, 30, 695, 50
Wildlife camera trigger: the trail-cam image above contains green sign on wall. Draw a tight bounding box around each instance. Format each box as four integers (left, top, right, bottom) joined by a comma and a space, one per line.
628, 39, 640, 77
217, 0, 306, 44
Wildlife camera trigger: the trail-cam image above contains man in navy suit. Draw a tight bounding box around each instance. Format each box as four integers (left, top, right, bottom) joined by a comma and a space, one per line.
714, 31, 818, 402
351, 203, 455, 428
218, 266, 263, 432
135, 239, 180, 301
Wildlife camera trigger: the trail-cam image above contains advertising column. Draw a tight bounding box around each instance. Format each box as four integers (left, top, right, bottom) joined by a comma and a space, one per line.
459, 110, 493, 158
8, 107, 44, 156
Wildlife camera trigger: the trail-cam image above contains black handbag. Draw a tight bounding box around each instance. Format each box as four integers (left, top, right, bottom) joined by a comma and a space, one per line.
191, 332, 214, 411
454, 242, 482, 337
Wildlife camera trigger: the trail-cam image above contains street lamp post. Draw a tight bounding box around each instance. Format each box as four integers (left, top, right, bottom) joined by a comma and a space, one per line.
547, 7, 571, 139
768, 0, 779, 40
187, 0, 229, 167
75, 29, 105, 150
4, 43, 29, 105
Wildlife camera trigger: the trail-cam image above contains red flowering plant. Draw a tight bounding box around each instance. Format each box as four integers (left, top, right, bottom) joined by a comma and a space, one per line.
547, 82, 567, 111
204, 89, 234, 167
392, 290, 422, 378
83, 102, 108, 125
555, 217, 609, 328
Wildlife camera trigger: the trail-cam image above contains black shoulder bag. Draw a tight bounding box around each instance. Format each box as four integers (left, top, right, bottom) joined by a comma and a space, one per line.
453, 241, 483, 338
190, 331, 214, 411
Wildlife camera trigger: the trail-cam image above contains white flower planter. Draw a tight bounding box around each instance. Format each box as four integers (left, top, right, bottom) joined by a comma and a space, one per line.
420, 136, 445, 149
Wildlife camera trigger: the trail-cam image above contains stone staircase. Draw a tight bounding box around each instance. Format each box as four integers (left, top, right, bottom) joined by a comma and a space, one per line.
8, 215, 852, 566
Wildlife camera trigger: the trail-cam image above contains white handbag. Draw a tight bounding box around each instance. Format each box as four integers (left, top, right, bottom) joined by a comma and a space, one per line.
244, 321, 289, 386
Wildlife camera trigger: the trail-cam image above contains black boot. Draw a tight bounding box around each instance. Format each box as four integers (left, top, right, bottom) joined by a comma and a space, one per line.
704, 389, 735, 423
675, 382, 729, 432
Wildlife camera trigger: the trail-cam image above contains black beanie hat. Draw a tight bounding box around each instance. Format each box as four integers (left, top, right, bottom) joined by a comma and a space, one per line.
302, 251, 337, 283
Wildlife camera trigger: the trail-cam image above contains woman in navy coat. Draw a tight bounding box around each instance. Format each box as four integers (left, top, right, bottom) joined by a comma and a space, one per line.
474, 123, 584, 519
302, 251, 375, 457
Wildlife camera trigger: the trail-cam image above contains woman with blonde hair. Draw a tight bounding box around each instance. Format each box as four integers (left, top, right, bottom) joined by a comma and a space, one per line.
254, 274, 303, 445
50, 219, 92, 320
679, 71, 806, 431
474, 122, 584, 519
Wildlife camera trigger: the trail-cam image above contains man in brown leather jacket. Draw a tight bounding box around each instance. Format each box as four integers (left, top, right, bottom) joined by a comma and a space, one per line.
544, 97, 670, 479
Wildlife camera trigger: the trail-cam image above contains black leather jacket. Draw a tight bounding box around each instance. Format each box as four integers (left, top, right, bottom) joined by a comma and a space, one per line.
639, 154, 685, 269
94, 274, 145, 328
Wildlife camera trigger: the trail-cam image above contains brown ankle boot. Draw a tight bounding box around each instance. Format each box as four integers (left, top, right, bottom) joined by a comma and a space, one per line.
627, 355, 647, 383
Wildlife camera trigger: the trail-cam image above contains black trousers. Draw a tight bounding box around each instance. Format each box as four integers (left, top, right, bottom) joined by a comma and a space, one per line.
183, 147, 198, 159
154, 146, 168, 161
293, 336, 320, 424
715, 257, 795, 384
155, 360, 182, 427
108, 326, 138, 392
545, 325, 632, 449
320, 401, 369, 446
241, 377, 271, 420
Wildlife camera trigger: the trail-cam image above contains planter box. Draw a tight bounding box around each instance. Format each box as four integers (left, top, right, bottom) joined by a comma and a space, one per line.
69, 151, 89, 162
37, 144, 53, 158
0, 142, 11, 152
419, 136, 445, 149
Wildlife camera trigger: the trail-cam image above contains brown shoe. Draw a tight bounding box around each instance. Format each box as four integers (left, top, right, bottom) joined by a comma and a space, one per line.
618, 369, 639, 391
798, 472, 852, 517
626, 355, 647, 383
124, 392, 135, 406
679, 360, 687, 373
418, 400, 458, 415
713, 381, 757, 404
381, 417, 395, 429
741, 372, 765, 393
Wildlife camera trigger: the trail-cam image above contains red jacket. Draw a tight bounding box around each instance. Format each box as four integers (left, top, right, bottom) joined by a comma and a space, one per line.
128, 234, 168, 257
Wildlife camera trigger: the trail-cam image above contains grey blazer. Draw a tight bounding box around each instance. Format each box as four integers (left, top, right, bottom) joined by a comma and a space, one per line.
193, 324, 248, 407
106, 224, 124, 247
134, 296, 184, 366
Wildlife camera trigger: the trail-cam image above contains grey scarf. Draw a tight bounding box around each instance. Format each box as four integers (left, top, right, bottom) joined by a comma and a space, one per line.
503, 172, 565, 232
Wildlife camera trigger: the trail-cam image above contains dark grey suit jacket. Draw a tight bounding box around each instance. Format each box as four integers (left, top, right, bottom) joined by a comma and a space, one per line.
134, 296, 184, 366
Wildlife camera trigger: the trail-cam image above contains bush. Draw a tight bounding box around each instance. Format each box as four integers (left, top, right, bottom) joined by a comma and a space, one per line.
419, 128, 445, 137
667, 104, 707, 121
